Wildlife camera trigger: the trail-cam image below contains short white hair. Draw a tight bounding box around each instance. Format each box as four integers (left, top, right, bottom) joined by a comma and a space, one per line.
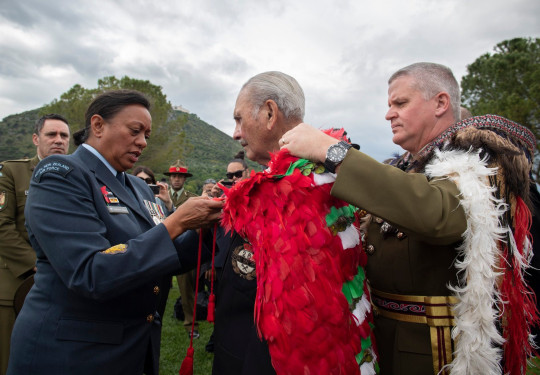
240, 71, 305, 121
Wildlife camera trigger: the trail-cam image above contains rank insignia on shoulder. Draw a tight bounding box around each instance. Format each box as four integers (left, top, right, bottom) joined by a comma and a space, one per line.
101, 244, 127, 254
0, 191, 6, 211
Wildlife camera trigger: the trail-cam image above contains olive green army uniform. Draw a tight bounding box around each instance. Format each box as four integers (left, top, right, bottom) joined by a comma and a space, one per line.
169, 188, 200, 333
170, 188, 198, 208
332, 150, 467, 375
0, 155, 39, 375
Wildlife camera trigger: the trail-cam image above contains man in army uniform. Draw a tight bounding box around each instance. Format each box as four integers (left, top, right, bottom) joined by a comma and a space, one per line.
165, 160, 197, 207
280, 63, 538, 374
164, 161, 200, 338
0, 114, 70, 375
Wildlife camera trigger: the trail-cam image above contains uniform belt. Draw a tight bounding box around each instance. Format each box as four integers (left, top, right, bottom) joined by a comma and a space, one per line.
371, 287, 458, 375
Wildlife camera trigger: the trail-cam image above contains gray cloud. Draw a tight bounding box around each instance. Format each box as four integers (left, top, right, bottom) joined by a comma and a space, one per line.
0, 0, 538, 162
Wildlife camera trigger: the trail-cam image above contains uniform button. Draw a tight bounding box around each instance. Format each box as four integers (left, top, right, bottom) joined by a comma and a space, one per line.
366, 244, 375, 255
147, 314, 154, 323
153, 286, 160, 295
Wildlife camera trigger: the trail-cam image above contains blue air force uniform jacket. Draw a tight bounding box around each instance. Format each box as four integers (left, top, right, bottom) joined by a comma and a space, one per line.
7, 146, 203, 375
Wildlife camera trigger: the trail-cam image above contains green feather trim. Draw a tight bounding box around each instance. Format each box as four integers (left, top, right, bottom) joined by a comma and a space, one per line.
342, 267, 365, 304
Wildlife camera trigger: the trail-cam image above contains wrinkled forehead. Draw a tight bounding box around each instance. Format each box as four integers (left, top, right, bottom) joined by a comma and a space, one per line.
235, 89, 255, 111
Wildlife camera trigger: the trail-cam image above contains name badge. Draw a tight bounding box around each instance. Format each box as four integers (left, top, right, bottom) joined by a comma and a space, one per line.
108, 206, 129, 214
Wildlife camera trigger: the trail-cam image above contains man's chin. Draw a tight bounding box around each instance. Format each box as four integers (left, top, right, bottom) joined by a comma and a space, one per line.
49, 149, 66, 155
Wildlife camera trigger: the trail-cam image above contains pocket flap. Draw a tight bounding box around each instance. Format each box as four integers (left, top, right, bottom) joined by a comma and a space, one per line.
56, 318, 123, 344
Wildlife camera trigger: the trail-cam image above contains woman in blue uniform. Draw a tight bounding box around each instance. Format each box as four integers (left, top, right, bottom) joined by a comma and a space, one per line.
7, 90, 223, 375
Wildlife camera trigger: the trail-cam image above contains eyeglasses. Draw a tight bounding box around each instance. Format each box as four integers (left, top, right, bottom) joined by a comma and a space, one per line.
138, 177, 153, 184
226, 169, 246, 179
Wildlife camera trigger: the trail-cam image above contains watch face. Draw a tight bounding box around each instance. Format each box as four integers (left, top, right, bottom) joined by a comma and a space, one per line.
328, 143, 347, 163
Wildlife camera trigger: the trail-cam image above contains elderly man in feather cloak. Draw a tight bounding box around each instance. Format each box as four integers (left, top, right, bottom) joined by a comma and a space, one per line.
215, 71, 378, 375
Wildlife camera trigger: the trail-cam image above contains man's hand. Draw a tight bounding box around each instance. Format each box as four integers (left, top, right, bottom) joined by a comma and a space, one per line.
163, 196, 223, 239
279, 123, 339, 163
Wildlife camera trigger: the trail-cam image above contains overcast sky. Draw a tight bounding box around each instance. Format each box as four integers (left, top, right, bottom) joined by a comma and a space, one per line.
1, 0, 538, 161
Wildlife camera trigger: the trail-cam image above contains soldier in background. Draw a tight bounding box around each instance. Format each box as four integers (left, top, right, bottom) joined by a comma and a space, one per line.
164, 161, 200, 338
0, 114, 70, 375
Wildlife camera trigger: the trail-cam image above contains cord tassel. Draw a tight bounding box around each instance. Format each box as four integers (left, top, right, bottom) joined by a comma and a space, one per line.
207, 293, 215, 323
178, 347, 194, 375
179, 230, 203, 375
207, 223, 218, 323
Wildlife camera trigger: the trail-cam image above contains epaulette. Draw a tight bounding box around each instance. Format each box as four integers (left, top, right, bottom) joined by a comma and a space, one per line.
1, 158, 32, 164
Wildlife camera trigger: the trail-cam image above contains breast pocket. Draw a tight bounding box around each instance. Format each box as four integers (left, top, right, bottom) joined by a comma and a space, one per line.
56, 318, 123, 344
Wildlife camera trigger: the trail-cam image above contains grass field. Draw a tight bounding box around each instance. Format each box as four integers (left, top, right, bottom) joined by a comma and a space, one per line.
157, 277, 540, 374
159, 277, 214, 375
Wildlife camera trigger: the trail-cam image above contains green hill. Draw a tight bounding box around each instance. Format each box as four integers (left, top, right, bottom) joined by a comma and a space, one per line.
0, 109, 256, 194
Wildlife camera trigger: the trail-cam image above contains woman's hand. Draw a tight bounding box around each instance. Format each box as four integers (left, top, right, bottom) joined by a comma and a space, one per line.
163, 196, 224, 239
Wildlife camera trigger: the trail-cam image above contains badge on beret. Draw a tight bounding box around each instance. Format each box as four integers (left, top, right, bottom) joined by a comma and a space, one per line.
0, 191, 6, 211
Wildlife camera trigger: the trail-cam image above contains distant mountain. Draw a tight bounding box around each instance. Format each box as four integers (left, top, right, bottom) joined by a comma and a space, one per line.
180, 112, 260, 190
0, 109, 255, 194
0, 108, 41, 160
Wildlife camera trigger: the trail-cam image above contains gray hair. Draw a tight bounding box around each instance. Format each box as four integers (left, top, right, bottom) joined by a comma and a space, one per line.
389, 62, 460, 121
240, 71, 305, 122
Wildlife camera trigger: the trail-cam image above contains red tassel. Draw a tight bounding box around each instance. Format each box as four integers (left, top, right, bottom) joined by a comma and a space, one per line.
178, 347, 194, 375
207, 293, 215, 322
207, 224, 218, 323
180, 231, 203, 374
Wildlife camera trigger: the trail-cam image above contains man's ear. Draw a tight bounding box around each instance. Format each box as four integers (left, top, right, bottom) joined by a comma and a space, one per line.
434, 92, 451, 117
32, 133, 39, 147
264, 99, 279, 130
90, 114, 105, 138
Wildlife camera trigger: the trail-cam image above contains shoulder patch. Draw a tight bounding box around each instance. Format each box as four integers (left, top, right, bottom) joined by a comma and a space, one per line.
33, 160, 74, 182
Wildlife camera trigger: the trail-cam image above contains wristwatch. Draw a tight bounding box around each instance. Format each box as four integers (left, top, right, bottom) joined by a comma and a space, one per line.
324, 141, 352, 173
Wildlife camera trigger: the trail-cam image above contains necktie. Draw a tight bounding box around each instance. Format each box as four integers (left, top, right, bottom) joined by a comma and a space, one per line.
117, 172, 137, 201
116, 172, 126, 186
